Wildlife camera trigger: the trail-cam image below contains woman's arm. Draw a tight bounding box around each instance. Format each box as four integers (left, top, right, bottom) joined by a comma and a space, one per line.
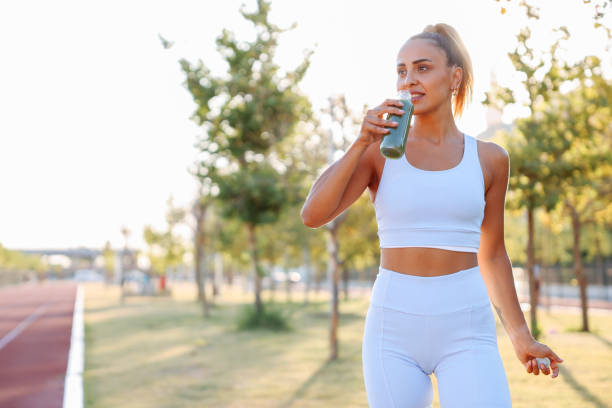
301, 99, 405, 228
476, 142, 531, 343
301, 139, 372, 228
477, 141, 564, 378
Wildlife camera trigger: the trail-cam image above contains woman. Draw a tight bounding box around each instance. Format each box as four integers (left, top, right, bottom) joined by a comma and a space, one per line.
301, 23, 563, 407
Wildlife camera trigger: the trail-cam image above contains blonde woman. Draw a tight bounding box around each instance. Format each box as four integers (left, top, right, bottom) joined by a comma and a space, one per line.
301, 23, 563, 407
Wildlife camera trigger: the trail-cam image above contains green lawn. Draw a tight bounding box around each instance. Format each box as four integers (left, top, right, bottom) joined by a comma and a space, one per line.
82, 282, 612, 408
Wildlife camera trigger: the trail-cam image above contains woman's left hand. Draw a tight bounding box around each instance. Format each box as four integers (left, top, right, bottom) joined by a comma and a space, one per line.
512, 337, 564, 378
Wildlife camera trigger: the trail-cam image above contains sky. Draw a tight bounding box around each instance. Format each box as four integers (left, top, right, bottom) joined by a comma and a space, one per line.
0, 0, 609, 251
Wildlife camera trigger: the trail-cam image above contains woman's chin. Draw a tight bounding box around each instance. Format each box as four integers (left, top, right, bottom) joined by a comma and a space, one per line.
412, 105, 437, 116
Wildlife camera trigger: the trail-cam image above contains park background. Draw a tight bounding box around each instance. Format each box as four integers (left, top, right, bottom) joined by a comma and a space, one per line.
1, 0, 611, 407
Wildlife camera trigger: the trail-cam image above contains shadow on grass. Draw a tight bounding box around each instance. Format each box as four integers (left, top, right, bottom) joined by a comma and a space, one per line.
86, 297, 335, 366
591, 332, 612, 349
306, 311, 364, 325
560, 365, 609, 408
223, 299, 366, 331
85, 293, 371, 406
281, 358, 335, 408
544, 314, 611, 349
564, 326, 602, 336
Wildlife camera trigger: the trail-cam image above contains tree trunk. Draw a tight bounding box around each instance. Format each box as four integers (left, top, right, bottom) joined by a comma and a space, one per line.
211, 216, 222, 298
302, 245, 311, 306
210, 250, 219, 298
247, 223, 263, 315
594, 235, 605, 289
194, 201, 209, 317
526, 206, 539, 339
269, 262, 276, 301
342, 267, 349, 301
327, 224, 341, 361
226, 262, 234, 286
569, 207, 589, 332
315, 268, 322, 294
214, 252, 223, 297
284, 251, 292, 303
200, 250, 210, 316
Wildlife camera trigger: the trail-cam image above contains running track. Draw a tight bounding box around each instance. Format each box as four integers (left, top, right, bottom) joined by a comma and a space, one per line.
0, 282, 76, 408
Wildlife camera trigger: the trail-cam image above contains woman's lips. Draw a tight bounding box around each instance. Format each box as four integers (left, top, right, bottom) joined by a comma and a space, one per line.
411, 93, 424, 102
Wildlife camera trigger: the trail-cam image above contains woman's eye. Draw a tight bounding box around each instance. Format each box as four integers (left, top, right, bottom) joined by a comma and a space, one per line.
418, 66, 428, 71
397, 70, 406, 76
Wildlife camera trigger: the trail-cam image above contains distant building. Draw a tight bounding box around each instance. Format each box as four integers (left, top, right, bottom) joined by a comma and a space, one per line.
18, 246, 138, 281
476, 72, 515, 141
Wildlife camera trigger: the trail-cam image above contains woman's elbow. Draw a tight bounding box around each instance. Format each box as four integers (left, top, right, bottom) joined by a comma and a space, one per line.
301, 209, 317, 228
301, 206, 324, 228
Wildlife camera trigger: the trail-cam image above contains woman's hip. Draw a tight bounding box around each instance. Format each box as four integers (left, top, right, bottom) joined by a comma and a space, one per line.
369, 264, 491, 316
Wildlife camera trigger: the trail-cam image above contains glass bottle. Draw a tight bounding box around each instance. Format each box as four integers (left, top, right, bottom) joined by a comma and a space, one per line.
379, 90, 414, 159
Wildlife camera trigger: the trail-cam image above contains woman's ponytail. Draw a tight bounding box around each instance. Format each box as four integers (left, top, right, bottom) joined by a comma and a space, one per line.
410, 23, 473, 118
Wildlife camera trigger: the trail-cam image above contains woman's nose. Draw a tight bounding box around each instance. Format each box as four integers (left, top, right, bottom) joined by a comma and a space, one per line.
399, 73, 416, 88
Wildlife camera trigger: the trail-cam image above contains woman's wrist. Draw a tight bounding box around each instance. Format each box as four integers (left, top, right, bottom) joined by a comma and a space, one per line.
353, 135, 373, 149
508, 325, 535, 346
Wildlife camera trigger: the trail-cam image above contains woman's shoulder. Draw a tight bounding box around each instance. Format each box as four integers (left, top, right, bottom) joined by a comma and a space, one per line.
473, 137, 509, 193
474, 136, 508, 158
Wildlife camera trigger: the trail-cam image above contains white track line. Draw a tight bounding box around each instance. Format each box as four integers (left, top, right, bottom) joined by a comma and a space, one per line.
0, 303, 49, 351
63, 285, 84, 408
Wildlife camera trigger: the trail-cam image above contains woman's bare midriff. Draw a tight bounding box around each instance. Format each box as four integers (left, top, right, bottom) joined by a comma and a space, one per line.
380, 247, 478, 277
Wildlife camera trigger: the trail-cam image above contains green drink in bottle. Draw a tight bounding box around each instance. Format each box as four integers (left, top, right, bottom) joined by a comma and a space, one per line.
379, 90, 414, 159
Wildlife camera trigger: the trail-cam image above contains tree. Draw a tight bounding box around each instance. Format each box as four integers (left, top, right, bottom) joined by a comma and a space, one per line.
485, 4, 612, 336
161, 27, 219, 313
0, 244, 46, 285
180, 0, 312, 317
192, 192, 211, 316
143, 197, 187, 292
338, 193, 380, 296
102, 240, 115, 285
293, 94, 364, 359
484, 24, 580, 338
542, 62, 612, 331
494, 0, 612, 38
319, 95, 361, 360
271, 117, 330, 304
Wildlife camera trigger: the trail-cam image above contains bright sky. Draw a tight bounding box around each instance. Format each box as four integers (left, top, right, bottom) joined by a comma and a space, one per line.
1, 0, 609, 250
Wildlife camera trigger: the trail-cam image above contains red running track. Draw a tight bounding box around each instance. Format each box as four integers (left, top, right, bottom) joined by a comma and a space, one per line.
0, 282, 77, 408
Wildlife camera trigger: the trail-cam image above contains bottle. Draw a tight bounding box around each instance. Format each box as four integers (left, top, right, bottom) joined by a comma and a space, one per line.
379, 90, 414, 159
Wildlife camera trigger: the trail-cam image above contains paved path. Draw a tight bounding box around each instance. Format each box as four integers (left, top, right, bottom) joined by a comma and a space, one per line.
0, 282, 76, 408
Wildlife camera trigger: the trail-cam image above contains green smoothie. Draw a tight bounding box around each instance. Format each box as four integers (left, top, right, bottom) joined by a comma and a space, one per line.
379, 91, 414, 159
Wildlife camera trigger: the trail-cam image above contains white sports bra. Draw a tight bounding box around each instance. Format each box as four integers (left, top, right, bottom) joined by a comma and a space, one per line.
373, 133, 486, 253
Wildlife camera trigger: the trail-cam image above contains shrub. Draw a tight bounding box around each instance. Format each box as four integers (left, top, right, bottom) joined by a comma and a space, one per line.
235, 303, 292, 332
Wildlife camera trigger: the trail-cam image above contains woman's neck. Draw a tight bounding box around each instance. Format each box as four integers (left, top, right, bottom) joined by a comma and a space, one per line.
410, 105, 460, 144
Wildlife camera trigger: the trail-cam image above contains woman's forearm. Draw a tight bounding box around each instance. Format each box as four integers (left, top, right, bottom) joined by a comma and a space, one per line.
479, 254, 533, 344
301, 139, 369, 226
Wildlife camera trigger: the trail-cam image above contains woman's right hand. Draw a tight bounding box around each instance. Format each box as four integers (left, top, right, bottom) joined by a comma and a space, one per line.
357, 99, 406, 146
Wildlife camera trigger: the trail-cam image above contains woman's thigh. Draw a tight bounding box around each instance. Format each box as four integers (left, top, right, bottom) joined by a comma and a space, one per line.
362, 304, 434, 408
432, 304, 512, 407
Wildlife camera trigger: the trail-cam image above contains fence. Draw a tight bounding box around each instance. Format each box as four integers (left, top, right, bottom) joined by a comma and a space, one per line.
513, 261, 612, 302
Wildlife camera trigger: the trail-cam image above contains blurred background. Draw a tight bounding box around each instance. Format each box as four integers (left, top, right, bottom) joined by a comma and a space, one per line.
1, 0, 611, 407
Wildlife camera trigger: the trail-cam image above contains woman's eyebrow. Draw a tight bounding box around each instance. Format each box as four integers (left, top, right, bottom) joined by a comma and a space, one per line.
397, 58, 433, 67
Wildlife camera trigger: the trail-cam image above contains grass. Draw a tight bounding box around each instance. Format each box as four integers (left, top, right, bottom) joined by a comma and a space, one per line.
82, 282, 612, 408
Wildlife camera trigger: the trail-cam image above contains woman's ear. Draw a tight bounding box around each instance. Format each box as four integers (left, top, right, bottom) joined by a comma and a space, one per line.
452, 66, 463, 90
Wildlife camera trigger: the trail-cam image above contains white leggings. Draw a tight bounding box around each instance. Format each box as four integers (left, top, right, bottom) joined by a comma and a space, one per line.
362, 265, 512, 408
